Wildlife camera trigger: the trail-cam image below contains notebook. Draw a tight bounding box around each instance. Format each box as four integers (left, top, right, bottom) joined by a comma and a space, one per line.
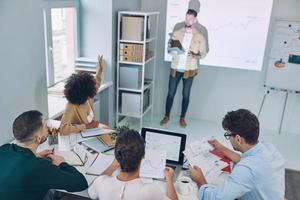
80, 128, 113, 138
86, 154, 115, 176
55, 146, 88, 166
80, 137, 114, 153
168, 39, 185, 54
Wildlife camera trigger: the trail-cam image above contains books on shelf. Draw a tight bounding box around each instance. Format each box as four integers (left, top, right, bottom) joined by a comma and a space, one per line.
119, 43, 154, 63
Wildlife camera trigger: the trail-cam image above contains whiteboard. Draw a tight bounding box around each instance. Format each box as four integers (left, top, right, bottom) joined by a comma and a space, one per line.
165, 0, 273, 71
265, 19, 300, 92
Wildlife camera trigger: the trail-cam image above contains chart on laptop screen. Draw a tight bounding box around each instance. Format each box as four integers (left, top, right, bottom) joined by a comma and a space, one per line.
144, 131, 182, 161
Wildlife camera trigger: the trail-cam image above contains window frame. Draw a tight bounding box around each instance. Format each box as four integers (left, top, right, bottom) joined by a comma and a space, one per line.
43, 0, 80, 87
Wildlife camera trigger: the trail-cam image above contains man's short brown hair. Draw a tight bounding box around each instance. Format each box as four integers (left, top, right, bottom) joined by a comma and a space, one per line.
13, 110, 43, 142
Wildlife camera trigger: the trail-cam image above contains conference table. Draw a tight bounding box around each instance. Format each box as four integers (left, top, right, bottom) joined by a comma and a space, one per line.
38, 132, 229, 200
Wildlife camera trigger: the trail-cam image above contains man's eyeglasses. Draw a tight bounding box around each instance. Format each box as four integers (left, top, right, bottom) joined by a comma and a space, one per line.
224, 131, 235, 140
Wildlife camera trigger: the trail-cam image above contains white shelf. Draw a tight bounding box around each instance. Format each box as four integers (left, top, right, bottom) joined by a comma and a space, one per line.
118, 81, 153, 93
145, 56, 155, 64
119, 61, 143, 66
118, 11, 159, 16
119, 56, 155, 66
119, 37, 156, 44
116, 11, 159, 130
118, 105, 153, 118
142, 105, 153, 117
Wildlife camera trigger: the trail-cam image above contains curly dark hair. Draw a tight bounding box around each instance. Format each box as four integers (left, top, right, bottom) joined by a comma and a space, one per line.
115, 129, 145, 173
64, 72, 97, 105
222, 109, 259, 144
13, 110, 43, 143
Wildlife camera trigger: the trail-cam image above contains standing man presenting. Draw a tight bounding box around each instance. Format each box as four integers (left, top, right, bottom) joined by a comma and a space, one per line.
161, 9, 208, 128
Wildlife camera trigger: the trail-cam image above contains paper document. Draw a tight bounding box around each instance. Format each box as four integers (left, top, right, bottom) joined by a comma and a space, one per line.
46, 119, 61, 129
55, 146, 88, 166
184, 137, 229, 183
80, 128, 113, 138
190, 137, 213, 155
58, 134, 77, 151
86, 154, 115, 176
140, 149, 167, 179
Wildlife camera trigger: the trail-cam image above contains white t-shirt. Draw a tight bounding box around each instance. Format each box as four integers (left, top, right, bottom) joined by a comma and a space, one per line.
88, 175, 170, 200
87, 102, 94, 123
177, 32, 193, 71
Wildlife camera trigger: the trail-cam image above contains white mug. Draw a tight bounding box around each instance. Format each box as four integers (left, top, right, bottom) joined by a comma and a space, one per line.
175, 176, 195, 196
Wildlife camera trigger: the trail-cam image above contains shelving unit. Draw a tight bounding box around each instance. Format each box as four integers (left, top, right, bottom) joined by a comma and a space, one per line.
116, 11, 159, 130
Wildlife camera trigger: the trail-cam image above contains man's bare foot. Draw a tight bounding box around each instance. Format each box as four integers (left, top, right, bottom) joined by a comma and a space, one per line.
160, 116, 170, 126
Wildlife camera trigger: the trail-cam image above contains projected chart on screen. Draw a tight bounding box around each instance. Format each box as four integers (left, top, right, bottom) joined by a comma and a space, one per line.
165, 0, 273, 71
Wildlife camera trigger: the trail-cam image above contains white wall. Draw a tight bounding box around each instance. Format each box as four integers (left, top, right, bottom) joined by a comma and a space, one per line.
141, 0, 300, 135
80, 0, 141, 126
0, 0, 48, 145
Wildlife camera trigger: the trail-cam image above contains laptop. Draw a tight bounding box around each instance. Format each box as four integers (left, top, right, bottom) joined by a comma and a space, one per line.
141, 127, 187, 173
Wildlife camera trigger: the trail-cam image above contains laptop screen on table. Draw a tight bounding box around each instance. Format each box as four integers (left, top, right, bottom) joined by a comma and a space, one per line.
141, 127, 186, 165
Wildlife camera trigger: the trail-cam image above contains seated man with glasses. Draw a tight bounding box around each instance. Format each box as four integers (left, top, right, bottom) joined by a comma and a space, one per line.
189, 109, 285, 200
0, 110, 88, 200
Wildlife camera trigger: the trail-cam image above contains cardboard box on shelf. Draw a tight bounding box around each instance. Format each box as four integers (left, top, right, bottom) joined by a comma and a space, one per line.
121, 16, 144, 41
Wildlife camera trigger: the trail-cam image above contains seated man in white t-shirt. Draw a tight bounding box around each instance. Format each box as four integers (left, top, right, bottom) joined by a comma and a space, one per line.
88, 129, 178, 200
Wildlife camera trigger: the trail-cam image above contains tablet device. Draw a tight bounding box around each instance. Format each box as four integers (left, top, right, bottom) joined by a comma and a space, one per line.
141, 127, 186, 165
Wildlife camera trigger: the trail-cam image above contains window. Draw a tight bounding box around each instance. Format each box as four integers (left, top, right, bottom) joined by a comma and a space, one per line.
44, 1, 79, 87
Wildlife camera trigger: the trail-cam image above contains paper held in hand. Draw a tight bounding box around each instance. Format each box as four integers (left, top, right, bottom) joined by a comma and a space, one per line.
140, 149, 167, 179
184, 137, 229, 183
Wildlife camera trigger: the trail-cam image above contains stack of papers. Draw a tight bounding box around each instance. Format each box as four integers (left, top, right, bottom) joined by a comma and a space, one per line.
184, 138, 229, 183
80, 128, 113, 138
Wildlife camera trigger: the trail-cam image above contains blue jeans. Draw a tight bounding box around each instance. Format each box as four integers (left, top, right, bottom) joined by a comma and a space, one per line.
165, 71, 194, 118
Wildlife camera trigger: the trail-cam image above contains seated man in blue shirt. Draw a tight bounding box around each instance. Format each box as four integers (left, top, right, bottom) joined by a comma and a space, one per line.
189, 109, 285, 200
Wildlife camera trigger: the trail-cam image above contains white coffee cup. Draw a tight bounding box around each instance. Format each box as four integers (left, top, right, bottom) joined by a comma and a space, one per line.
176, 176, 195, 196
